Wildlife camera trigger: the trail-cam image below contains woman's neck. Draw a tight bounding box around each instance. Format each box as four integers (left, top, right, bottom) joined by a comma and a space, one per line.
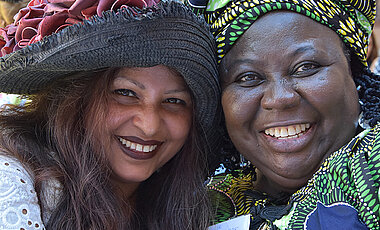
110, 179, 140, 218
109, 176, 140, 203
252, 169, 292, 200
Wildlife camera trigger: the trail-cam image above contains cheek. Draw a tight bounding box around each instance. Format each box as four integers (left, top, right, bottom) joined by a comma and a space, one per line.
324, 80, 360, 127
301, 71, 359, 121
340, 77, 360, 115
166, 110, 192, 141
105, 103, 133, 131
222, 87, 260, 127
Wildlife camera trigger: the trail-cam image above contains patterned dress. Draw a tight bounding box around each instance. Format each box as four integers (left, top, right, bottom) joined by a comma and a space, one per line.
207, 124, 380, 229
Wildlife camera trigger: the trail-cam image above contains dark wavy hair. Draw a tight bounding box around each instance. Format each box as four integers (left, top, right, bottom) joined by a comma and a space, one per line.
0, 68, 211, 229
350, 55, 380, 128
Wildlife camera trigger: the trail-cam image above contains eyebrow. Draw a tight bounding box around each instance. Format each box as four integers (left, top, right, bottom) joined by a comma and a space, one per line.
114, 77, 145, 90
113, 76, 188, 94
164, 89, 189, 94
291, 45, 317, 56
226, 44, 317, 70
225, 58, 257, 71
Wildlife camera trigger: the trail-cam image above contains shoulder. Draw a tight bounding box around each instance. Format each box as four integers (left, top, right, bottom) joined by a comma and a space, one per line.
319, 124, 380, 176
0, 154, 34, 186
340, 124, 380, 176
286, 124, 380, 229
0, 154, 45, 229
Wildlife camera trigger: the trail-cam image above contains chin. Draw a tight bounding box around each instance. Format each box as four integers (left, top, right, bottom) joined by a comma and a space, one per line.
112, 169, 154, 185
122, 174, 152, 183
261, 171, 311, 197
277, 177, 310, 194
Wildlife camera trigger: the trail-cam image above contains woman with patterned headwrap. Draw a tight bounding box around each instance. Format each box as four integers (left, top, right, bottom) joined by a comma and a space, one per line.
186, 0, 380, 229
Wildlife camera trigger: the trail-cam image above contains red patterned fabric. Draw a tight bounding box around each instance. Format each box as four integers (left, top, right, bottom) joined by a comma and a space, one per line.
0, 0, 159, 56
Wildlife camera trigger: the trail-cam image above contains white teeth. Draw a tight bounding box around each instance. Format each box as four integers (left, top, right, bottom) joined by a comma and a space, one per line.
280, 127, 287, 137
118, 137, 158, 153
269, 129, 275, 136
143, 146, 150, 152
288, 126, 296, 136
264, 123, 311, 139
295, 125, 301, 133
275, 128, 280, 137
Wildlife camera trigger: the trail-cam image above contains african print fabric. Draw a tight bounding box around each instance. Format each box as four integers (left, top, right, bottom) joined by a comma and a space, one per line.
186, 0, 376, 66
206, 124, 380, 229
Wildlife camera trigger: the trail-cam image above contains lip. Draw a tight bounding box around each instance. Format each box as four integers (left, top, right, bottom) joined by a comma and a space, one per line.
260, 123, 315, 153
120, 136, 162, 145
116, 136, 163, 160
261, 120, 312, 130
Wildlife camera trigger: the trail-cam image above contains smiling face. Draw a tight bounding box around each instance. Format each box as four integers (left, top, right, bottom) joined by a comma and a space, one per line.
104, 65, 192, 193
220, 12, 360, 195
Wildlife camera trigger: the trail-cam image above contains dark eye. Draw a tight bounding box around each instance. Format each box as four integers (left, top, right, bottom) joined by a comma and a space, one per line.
293, 63, 320, 76
113, 89, 136, 97
236, 72, 264, 87
165, 98, 186, 105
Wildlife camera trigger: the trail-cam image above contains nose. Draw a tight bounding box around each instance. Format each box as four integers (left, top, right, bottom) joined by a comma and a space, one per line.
132, 106, 161, 137
261, 78, 300, 110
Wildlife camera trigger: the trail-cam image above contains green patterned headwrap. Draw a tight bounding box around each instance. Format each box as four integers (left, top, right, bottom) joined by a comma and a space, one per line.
186, 0, 376, 66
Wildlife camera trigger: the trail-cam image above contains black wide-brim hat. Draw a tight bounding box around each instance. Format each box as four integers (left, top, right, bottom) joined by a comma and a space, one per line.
0, 1, 220, 132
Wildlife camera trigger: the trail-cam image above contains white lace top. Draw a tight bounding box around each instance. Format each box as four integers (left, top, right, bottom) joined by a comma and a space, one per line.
0, 154, 61, 229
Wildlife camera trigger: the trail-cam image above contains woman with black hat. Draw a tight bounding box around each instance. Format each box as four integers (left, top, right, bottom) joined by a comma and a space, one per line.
0, 0, 220, 229
187, 0, 380, 229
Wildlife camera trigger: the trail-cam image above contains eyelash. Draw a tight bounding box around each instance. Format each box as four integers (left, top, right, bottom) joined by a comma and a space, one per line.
113, 89, 186, 105
113, 89, 136, 97
165, 98, 186, 105
228, 61, 322, 88
293, 62, 320, 76
235, 72, 264, 86
239, 74, 259, 82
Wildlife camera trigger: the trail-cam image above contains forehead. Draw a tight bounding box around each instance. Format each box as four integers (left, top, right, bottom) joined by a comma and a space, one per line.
223, 11, 344, 65
113, 66, 186, 86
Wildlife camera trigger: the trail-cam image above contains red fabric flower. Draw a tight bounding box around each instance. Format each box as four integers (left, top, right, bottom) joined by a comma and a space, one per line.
0, 0, 159, 56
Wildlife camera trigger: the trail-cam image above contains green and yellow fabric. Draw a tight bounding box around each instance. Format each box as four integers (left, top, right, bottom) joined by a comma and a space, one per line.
186, 0, 376, 66
206, 124, 380, 229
